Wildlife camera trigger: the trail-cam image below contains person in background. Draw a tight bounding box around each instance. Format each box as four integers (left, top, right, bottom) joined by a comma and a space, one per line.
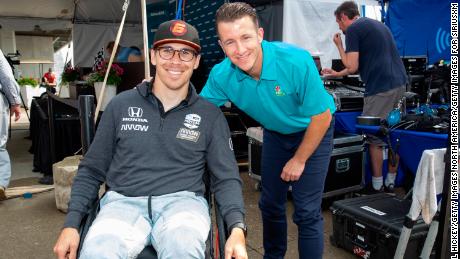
43, 67, 57, 94
322, 1, 408, 193
0, 48, 21, 200
106, 41, 143, 62
43, 67, 56, 86
200, 2, 336, 258
53, 20, 247, 259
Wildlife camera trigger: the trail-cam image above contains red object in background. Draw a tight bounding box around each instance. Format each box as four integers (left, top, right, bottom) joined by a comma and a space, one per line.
44, 72, 56, 84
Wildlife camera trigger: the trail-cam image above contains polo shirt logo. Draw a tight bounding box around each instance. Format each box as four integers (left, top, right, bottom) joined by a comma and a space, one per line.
274, 85, 285, 96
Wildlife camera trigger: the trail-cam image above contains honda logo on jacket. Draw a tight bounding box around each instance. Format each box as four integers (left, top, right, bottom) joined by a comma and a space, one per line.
128, 107, 143, 118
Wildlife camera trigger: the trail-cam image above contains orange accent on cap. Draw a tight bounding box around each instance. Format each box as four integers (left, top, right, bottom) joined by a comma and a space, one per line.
170, 21, 187, 36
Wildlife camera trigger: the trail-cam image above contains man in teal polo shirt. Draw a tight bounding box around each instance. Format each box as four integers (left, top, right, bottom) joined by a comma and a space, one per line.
200, 2, 336, 258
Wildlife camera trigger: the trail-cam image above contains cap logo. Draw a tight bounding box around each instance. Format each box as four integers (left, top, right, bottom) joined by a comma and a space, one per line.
170, 21, 187, 36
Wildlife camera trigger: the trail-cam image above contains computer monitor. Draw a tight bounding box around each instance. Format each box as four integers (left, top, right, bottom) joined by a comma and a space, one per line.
331, 59, 345, 72
312, 56, 322, 74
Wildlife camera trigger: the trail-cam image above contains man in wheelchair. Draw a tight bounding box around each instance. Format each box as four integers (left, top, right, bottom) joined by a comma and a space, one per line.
54, 20, 248, 259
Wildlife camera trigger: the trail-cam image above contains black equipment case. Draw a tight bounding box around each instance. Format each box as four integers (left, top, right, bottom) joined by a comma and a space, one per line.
323, 132, 364, 198
247, 127, 263, 184
330, 193, 429, 259
247, 128, 364, 197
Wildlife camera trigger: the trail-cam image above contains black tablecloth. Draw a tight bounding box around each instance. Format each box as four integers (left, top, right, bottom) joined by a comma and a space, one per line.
30, 96, 82, 176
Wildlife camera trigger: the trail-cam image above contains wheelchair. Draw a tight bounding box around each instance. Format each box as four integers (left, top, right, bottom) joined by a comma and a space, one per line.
75, 95, 229, 259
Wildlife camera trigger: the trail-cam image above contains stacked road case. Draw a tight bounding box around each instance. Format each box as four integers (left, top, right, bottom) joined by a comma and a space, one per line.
247, 127, 364, 197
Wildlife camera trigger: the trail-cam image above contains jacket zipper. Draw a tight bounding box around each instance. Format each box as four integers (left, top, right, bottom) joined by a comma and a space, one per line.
158, 100, 188, 132
146, 87, 190, 131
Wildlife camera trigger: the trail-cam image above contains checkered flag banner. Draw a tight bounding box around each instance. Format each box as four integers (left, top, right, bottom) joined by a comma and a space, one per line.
92, 48, 105, 71
64, 60, 72, 70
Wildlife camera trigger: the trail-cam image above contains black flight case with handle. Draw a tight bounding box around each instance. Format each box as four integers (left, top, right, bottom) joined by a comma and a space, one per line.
330, 193, 430, 258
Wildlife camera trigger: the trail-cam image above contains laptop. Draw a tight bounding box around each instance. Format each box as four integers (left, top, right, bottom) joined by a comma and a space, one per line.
313, 56, 322, 74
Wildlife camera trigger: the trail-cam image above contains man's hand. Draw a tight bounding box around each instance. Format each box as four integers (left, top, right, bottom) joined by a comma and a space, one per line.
53, 228, 80, 259
321, 68, 340, 78
333, 32, 343, 47
225, 228, 247, 259
281, 157, 305, 182
10, 104, 20, 121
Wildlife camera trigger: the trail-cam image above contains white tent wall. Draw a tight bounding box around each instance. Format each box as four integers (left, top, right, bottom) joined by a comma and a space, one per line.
73, 23, 143, 68
0, 28, 16, 54
15, 35, 54, 80
54, 42, 73, 84
0, 17, 72, 32
283, 0, 381, 69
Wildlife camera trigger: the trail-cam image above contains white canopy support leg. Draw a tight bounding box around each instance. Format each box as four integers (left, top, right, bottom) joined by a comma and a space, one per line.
94, 0, 130, 121
141, 0, 150, 80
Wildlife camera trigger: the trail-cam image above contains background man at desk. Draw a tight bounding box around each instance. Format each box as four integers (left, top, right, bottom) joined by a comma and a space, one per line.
322, 1, 408, 193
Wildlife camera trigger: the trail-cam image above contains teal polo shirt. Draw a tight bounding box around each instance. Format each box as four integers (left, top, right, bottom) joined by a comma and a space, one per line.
200, 40, 336, 134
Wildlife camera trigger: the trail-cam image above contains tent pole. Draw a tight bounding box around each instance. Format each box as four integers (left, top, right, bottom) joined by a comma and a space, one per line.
141, 0, 150, 80
94, 0, 129, 121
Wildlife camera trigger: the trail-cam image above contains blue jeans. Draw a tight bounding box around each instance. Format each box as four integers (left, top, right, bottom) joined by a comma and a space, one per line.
259, 119, 334, 259
0, 94, 11, 188
80, 190, 211, 259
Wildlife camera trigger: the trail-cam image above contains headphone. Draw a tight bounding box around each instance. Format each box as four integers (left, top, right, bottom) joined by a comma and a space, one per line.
387, 109, 401, 127
387, 96, 406, 127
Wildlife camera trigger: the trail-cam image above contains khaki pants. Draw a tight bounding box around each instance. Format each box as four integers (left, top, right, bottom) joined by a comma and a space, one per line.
363, 86, 405, 145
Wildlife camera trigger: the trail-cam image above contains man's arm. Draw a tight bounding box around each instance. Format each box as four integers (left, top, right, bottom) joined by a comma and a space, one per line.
334, 32, 359, 73
0, 49, 21, 121
205, 111, 247, 259
280, 109, 332, 181
324, 32, 359, 77
53, 102, 117, 259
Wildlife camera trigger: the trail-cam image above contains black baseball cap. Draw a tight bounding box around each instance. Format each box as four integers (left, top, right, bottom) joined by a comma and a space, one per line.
153, 20, 201, 52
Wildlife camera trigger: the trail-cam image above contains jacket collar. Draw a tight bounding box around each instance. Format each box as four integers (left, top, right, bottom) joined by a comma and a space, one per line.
136, 80, 198, 106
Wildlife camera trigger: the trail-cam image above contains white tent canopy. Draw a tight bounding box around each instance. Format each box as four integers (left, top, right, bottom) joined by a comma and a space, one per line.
0, 0, 158, 29
0, 0, 158, 67
283, 0, 382, 68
